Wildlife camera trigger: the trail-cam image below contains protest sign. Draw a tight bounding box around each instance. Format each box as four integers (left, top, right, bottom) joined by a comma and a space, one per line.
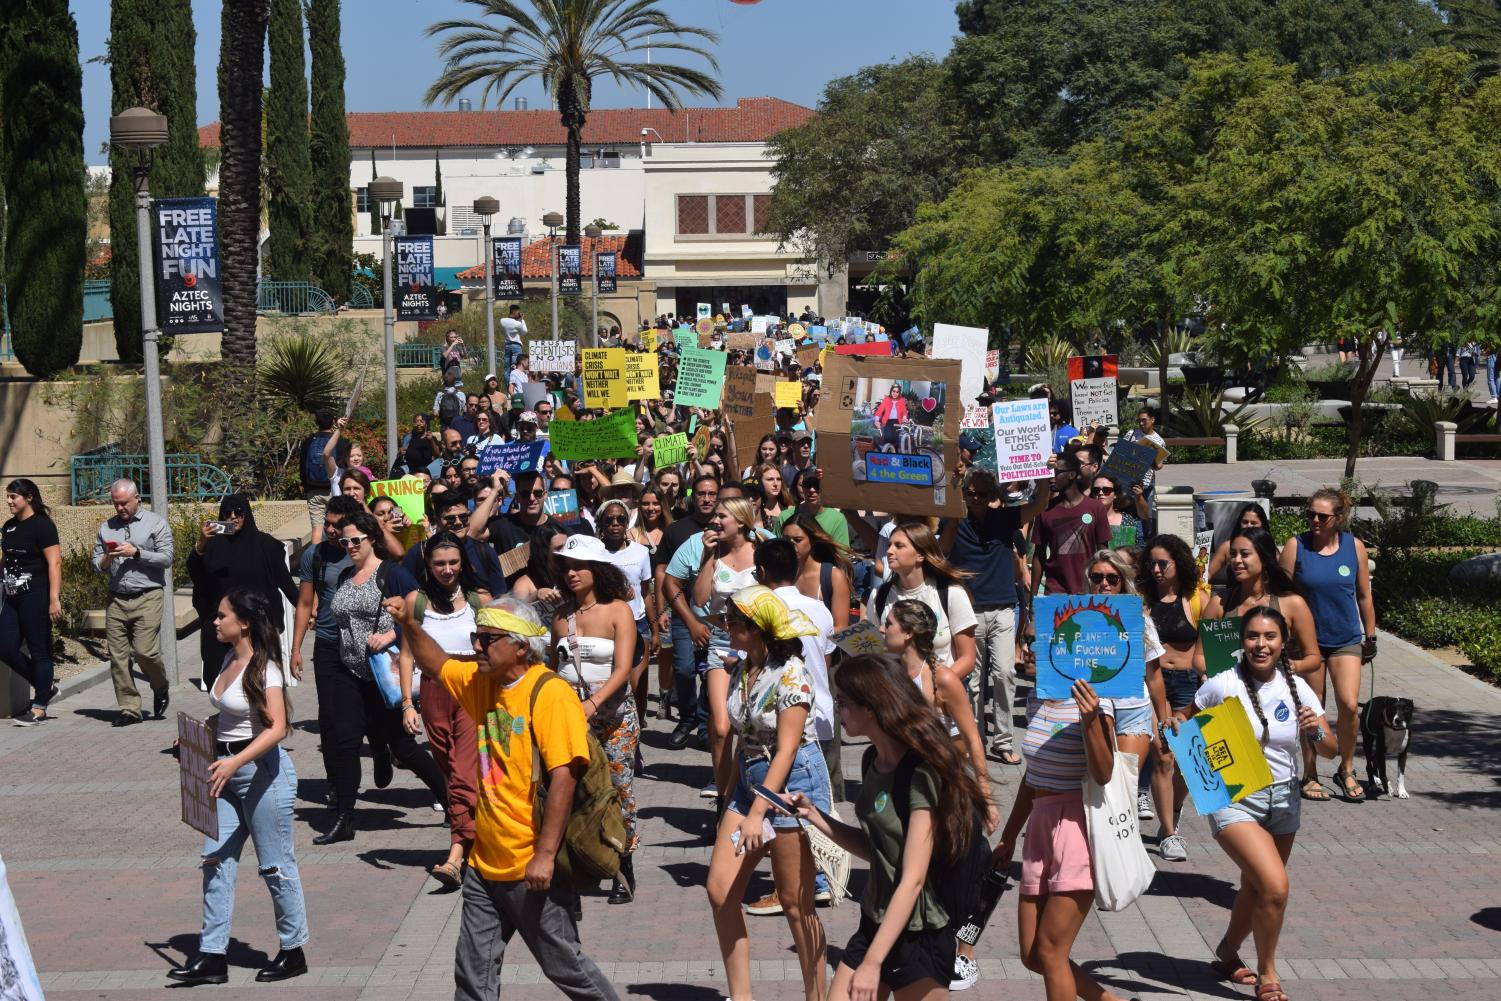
755, 372, 777, 395
833, 341, 896, 356
774, 381, 803, 410
177, 713, 219, 838
813, 354, 963, 517
787, 322, 806, 340
654, 432, 688, 467
478, 440, 548, 477
805, 325, 829, 345
498, 543, 531, 578
961, 405, 991, 430
394, 234, 437, 320
754, 339, 777, 371
1034, 594, 1147, 701
986, 349, 1001, 382
990, 398, 1052, 482
726, 331, 757, 351
831, 620, 888, 657
696, 317, 715, 338
530, 339, 576, 374
581, 348, 628, 408
152, 196, 224, 332
641, 328, 658, 353
674, 327, 696, 349
543, 490, 580, 522
1164, 698, 1273, 815
549, 407, 638, 460
1109, 523, 1139, 550
624, 351, 660, 401
1099, 440, 1158, 488
750, 316, 769, 335
796, 345, 820, 370
369, 476, 427, 524
558, 244, 582, 295
1199, 616, 1243, 677
1194, 530, 1214, 584
676, 347, 728, 409
722, 365, 760, 420
931, 323, 989, 407
492, 236, 523, 298
1068, 354, 1119, 429
596, 250, 617, 294
522, 382, 550, 410
697, 302, 712, 319
693, 423, 712, 459
775, 338, 796, 359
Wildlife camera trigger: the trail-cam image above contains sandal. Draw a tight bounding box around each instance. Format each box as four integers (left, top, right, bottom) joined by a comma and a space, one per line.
1299, 778, 1330, 801
1334, 767, 1365, 803
429, 860, 463, 889
999, 750, 1022, 766
1256, 978, 1288, 1001
1209, 957, 1257, 986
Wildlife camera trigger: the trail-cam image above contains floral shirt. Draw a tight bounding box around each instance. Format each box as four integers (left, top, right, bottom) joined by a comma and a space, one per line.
725, 654, 817, 758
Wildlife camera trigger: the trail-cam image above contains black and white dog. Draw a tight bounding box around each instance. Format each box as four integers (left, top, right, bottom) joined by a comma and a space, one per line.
1360, 696, 1414, 799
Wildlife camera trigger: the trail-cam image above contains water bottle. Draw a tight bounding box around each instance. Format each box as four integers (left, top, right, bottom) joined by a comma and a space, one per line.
955, 870, 1011, 946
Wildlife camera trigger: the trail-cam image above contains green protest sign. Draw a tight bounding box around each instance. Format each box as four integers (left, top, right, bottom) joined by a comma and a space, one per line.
549, 407, 639, 460
675, 347, 727, 409
673, 327, 696, 349
1109, 523, 1138, 549
653, 432, 688, 467
368, 476, 427, 525
1199, 616, 1243, 677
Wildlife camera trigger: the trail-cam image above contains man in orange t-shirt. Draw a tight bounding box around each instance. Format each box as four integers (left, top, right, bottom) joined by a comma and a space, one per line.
388, 595, 619, 1001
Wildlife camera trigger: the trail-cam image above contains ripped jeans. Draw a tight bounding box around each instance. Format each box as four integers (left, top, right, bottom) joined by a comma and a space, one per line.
198, 746, 309, 955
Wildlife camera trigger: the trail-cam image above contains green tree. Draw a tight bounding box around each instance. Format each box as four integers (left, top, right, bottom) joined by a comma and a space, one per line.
1439, 1, 1501, 79
106, 0, 205, 364
307, 0, 352, 300
433, 149, 444, 209
424, 0, 721, 245
367, 148, 381, 237
1, 0, 86, 377
265, 0, 311, 281
217, 0, 269, 376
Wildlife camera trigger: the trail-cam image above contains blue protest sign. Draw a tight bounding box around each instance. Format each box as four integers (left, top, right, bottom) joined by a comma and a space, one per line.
1099, 439, 1159, 488
1034, 595, 1147, 701
805, 325, 828, 345
478, 440, 548, 476
1163, 698, 1273, 815
865, 452, 935, 486
543, 489, 580, 522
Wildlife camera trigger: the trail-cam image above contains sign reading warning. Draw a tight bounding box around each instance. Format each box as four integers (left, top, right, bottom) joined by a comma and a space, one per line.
394, 234, 437, 320
153, 196, 223, 333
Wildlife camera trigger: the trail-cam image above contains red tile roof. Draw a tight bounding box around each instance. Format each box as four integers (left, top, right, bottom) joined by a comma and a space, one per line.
454, 232, 643, 282
198, 97, 813, 149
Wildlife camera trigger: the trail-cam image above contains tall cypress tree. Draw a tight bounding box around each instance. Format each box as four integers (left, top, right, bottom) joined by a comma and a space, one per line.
368, 148, 381, 237
308, 0, 351, 299
107, 0, 204, 363
265, 0, 311, 281
1, 0, 86, 377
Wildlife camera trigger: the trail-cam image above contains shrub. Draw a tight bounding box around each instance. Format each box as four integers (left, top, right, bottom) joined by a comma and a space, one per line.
259, 333, 346, 413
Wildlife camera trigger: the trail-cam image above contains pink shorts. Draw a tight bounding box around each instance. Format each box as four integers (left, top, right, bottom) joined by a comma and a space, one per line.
1020, 791, 1094, 896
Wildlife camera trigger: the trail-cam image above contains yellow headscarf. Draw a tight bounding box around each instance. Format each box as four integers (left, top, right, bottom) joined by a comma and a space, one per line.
474, 606, 548, 637
730, 585, 818, 640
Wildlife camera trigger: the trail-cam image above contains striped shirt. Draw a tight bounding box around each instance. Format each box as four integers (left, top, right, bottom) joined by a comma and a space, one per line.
1022, 697, 1116, 793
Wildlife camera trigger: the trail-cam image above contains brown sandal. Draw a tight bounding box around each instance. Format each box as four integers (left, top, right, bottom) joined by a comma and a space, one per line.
429, 860, 463, 889
1256, 979, 1288, 1001
1300, 778, 1330, 801
1210, 957, 1257, 985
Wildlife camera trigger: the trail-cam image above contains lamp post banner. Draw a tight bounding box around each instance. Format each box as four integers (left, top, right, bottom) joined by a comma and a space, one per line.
558, 244, 582, 295
152, 196, 223, 333
493, 236, 523, 298
394, 234, 437, 320
596, 251, 617, 294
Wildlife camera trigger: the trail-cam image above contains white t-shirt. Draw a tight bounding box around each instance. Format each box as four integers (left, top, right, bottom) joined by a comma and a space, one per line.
209, 657, 285, 743
500, 315, 527, 346
1194, 669, 1323, 784
1112, 615, 1166, 711
867, 578, 977, 667
509, 370, 529, 393
774, 585, 836, 740
602, 539, 653, 620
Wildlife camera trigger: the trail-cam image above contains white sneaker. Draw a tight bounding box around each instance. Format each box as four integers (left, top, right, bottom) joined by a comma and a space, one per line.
700, 782, 717, 800
1137, 791, 1156, 821
1159, 833, 1188, 861
950, 954, 979, 991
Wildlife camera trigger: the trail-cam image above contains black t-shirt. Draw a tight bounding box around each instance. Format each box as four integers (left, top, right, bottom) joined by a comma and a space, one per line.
949, 507, 1022, 608
2, 513, 59, 594
486, 513, 594, 558
653, 514, 711, 569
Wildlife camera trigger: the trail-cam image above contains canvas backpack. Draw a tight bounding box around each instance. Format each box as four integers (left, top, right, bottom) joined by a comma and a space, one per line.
438, 389, 462, 426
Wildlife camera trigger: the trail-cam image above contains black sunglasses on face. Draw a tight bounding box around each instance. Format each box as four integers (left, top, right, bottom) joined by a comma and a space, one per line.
1306, 510, 1334, 521
600, 515, 628, 525
1088, 571, 1121, 586
441, 514, 467, 524
1090, 487, 1115, 496
471, 632, 506, 651
1151, 559, 1170, 570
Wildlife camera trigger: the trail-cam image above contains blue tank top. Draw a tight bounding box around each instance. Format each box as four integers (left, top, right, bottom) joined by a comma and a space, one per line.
1293, 531, 1362, 648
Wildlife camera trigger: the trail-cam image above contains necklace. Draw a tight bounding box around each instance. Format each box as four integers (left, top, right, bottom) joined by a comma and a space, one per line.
576, 600, 598, 614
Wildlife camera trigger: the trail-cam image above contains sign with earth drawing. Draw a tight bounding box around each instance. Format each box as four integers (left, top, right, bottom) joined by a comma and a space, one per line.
1034, 594, 1147, 701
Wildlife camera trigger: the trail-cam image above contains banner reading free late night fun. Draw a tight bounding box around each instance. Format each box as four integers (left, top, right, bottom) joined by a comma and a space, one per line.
596, 251, 618, 294
492, 236, 523, 299
394, 234, 436, 320
558, 244, 582, 296
153, 196, 224, 333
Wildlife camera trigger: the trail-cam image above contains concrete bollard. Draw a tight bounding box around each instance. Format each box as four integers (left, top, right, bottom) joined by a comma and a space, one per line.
1436, 420, 1457, 461
1224, 423, 1239, 463
1158, 486, 1197, 547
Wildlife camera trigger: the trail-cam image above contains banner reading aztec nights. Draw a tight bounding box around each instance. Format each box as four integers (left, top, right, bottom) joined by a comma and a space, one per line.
492, 236, 522, 299
596, 251, 618, 294
558, 244, 582, 296
394, 234, 436, 320
153, 196, 223, 333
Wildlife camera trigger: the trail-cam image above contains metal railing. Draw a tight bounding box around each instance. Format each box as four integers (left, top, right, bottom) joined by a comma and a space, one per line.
396, 343, 442, 369
70, 443, 232, 505
349, 283, 375, 309
256, 281, 337, 316
83, 279, 113, 322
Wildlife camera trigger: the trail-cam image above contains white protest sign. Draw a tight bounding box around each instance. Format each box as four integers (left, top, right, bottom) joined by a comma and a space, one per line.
831, 620, 887, 657
961, 405, 992, 430
991, 398, 1053, 482
531, 339, 577, 374
931, 322, 989, 407
1070, 377, 1118, 430
750, 316, 769, 335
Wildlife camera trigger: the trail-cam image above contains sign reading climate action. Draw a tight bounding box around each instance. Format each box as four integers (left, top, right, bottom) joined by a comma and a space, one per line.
596, 251, 617, 294
153, 196, 223, 332
558, 244, 582, 296
394, 235, 437, 320
492, 236, 523, 298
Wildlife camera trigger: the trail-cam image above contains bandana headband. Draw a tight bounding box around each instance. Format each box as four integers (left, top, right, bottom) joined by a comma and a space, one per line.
474, 607, 547, 637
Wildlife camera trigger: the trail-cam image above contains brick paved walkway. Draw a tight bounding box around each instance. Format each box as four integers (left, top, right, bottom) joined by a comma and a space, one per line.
4, 627, 1500, 1000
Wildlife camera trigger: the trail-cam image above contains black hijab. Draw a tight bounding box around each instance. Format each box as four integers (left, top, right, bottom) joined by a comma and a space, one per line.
191, 494, 296, 626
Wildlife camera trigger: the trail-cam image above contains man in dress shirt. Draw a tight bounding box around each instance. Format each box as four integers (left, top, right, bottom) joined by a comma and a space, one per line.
92, 479, 174, 725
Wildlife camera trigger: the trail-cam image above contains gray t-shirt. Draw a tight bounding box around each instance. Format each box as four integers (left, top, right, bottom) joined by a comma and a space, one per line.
297, 543, 351, 643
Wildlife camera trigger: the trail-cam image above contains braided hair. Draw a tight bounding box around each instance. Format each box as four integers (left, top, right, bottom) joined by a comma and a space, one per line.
1237, 606, 1305, 745
888, 599, 944, 716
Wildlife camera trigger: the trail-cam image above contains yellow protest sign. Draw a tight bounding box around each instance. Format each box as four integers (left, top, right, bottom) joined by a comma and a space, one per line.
581, 348, 628, 408
369, 476, 427, 524
642, 328, 658, 353
624, 351, 660, 401
774, 381, 803, 410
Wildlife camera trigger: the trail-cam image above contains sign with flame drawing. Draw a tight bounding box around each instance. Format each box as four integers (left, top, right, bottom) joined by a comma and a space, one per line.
1034, 594, 1146, 701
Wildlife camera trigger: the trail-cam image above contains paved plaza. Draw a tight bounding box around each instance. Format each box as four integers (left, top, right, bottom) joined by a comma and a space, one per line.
4, 625, 1500, 1001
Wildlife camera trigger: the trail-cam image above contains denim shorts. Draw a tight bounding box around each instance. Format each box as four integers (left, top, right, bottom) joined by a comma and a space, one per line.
1113, 700, 1155, 737
1161, 669, 1202, 710
726, 742, 831, 830
1209, 780, 1301, 836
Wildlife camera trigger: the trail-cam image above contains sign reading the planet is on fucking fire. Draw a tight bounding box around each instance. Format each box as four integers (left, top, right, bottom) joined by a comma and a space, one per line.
1034, 594, 1146, 701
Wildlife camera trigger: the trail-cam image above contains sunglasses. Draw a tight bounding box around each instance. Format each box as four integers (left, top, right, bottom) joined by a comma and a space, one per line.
525, 489, 547, 498
1090, 487, 1115, 497
337, 535, 368, 549
1088, 571, 1121, 586
1306, 510, 1334, 521
1151, 559, 1170, 570
440, 514, 467, 524
471, 632, 507, 651
600, 515, 628, 525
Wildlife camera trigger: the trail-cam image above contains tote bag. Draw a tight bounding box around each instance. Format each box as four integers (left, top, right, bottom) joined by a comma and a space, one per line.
1082, 732, 1155, 911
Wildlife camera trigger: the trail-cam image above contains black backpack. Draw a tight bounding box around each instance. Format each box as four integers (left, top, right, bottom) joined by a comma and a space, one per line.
438, 389, 462, 426
861, 747, 990, 930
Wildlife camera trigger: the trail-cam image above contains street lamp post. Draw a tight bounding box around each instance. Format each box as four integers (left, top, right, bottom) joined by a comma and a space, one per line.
474, 196, 499, 377
369, 176, 404, 468
109, 106, 178, 687
543, 211, 563, 341
585, 224, 602, 348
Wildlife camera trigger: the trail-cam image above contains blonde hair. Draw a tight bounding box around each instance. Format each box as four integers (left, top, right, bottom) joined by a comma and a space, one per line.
892, 521, 973, 586
1309, 486, 1353, 529
716, 497, 760, 539
1087, 549, 1138, 595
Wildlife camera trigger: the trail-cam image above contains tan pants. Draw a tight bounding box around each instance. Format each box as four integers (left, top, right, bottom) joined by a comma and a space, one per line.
106, 589, 169, 715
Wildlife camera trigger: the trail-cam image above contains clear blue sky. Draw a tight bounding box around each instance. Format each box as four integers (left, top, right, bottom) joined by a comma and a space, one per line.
76, 0, 961, 165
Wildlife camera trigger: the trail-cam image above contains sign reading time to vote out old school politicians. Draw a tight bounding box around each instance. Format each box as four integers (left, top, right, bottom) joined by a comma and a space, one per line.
1068, 354, 1119, 430
1164, 697, 1273, 815
549, 407, 638, 461
153, 197, 224, 332
1034, 594, 1147, 701
492, 236, 523, 299
581, 348, 628, 408
990, 399, 1052, 482
394, 234, 437, 320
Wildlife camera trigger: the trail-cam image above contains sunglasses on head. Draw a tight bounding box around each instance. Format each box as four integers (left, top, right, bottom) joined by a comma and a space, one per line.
1088, 571, 1121, 586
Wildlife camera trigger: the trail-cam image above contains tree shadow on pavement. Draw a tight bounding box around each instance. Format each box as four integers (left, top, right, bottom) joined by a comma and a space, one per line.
638, 804, 715, 842
625, 985, 722, 1001
1098, 953, 1245, 1000
1396, 707, 1501, 809
658, 860, 708, 889
1472, 907, 1501, 932
1143, 868, 1238, 909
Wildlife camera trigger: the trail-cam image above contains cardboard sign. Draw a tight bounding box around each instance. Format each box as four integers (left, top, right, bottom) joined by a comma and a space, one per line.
499, 542, 531, 577
1099, 439, 1158, 488
960, 405, 992, 430
531, 339, 576, 374
796, 346, 820, 371
654, 432, 689, 467
831, 620, 887, 657
153, 197, 224, 332
1164, 698, 1273, 815
177, 713, 219, 839
722, 365, 760, 420
581, 348, 628, 408
931, 323, 989, 407
543, 490, 580, 522
726, 331, 758, 352
1109, 523, 1139, 550
730, 411, 776, 477
865, 452, 934, 485
1034, 594, 1147, 701
1068, 354, 1119, 429
774, 381, 803, 410
813, 354, 963, 518
478, 440, 548, 477
624, 351, 660, 401
755, 372, 777, 395
675, 347, 728, 410
754, 339, 777, 371
1199, 616, 1243, 677
369, 476, 427, 524
549, 407, 638, 460
990, 398, 1053, 483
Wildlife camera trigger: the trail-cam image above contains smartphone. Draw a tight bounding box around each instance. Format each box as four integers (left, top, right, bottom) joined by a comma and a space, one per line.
208, 520, 234, 535
104, 540, 119, 551
752, 783, 797, 817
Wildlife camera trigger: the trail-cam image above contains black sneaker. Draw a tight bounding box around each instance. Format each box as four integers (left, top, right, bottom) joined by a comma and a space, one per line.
112, 712, 143, 728
12, 711, 46, 727
153, 690, 170, 720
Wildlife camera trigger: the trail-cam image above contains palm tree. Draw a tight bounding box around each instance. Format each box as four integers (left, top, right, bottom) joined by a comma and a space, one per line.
424, 0, 721, 244
1442, 1, 1501, 79
217, 0, 270, 370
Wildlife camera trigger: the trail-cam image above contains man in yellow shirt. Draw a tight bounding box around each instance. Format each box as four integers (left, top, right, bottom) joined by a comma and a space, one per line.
386, 594, 619, 1001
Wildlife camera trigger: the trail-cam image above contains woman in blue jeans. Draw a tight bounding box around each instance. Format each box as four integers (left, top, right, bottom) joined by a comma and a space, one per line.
168, 589, 310, 987
1, 479, 61, 726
